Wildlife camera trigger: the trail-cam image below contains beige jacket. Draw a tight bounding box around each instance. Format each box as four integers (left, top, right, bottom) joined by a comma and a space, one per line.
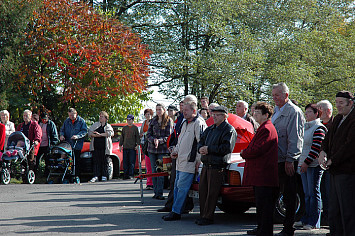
88, 122, 114, 155
174, 115, 207, 174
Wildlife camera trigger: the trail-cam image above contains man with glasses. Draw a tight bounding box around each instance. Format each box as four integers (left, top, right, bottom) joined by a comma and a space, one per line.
195, 105, 237, 225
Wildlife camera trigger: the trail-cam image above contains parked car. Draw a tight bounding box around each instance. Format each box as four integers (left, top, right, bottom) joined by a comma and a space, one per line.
79, 123, 145, 180
190, 149, 305, 223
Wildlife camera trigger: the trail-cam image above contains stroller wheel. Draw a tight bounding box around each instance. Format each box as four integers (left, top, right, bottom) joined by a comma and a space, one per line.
23, 170, 35, 184
1, 169, 11, 185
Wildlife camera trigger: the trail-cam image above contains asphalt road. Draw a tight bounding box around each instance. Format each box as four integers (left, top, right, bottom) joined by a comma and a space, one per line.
1, 179, 329, 235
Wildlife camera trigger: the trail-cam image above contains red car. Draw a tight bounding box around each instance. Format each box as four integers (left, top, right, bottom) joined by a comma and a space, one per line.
80, 123, 145, 180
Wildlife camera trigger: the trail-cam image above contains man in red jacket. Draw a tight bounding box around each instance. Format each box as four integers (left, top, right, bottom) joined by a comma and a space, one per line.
17, 109, 42, 170
241, 102, 279, 236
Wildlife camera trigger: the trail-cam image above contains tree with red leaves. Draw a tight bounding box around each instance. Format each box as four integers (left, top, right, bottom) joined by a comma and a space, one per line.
18, 0, 150, 105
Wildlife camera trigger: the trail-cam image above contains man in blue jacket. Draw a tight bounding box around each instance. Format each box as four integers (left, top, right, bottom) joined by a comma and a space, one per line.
60, 108, 88, 177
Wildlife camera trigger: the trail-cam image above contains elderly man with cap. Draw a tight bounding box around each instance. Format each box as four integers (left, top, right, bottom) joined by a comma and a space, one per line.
119, 114, 140, 180
36, 112, 59, 175
195, 105, 237, 225
319, 91, 355, 236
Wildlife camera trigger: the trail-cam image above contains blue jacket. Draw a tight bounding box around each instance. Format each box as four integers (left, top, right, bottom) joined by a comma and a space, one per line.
60, 116, 88, 150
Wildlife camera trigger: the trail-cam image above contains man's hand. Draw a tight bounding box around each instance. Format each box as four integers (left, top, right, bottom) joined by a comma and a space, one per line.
171, 151, 178, 159
34, 140, 39, 146
154, 138, 159, 148
325, 159, 332, 167
71, 135, 78, 140
318, 151, 326, 165
299, 162, 308, 174
195, 161, 201, 172
60, 135, 65, 141
285, 161, 295, 176
199, 146, 208, 155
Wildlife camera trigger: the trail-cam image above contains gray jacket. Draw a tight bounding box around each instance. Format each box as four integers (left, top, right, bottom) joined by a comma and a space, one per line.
272, 100, 305, 163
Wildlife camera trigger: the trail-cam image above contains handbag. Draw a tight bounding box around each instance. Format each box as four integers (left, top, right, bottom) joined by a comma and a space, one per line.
142, 138, 149, 156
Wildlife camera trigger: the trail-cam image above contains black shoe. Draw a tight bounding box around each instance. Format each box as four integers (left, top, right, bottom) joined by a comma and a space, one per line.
274, 230, 294, 236
247, 228, 258, 235
155, 195, 165, 200
195, 218, 213, 226
123, 176, 130, 180
182, 209, 191, 214
157, 207, 171, 212
152, 195, 157, 199
162, 212, 181, 221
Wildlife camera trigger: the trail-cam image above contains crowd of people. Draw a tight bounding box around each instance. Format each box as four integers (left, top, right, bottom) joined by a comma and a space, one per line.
0, 82, 354, 236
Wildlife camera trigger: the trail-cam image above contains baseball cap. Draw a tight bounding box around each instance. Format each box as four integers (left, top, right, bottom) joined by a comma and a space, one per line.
127, 114, 134, 120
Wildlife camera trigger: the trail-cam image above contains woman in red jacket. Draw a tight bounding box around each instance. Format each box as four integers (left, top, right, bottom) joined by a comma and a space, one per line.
241, 102, 279, 236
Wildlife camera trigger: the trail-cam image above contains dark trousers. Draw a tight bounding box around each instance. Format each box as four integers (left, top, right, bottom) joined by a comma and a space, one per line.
93, 149, 108, 178
199, 166, 224, 221
320, 170, 330, 220
123, 148, 136, 177
165, 158, 194, 211
28, 148, 36, 170
278, 162, 298, 234
329, 174, 355, 236
36, 146, 49, 175
254, 186, 278, 236
74, 149, 81, 176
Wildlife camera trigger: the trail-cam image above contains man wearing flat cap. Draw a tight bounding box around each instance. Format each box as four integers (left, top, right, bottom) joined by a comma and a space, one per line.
119, 114, 140, 179
195, 105, 237, 225
319, 91, 355, 236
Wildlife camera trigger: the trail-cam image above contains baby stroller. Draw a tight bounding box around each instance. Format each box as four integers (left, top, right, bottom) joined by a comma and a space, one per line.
0, 131, 35, 185
46, 141, 75, 184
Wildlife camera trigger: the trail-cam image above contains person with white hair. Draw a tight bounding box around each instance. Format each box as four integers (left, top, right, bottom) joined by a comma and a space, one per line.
0, 110, 15, 149
207, 103, 219, 117
236, 100, 259, 132
16, 110, 42, 170
316, 99, 333, 226
272, 82, 305, 236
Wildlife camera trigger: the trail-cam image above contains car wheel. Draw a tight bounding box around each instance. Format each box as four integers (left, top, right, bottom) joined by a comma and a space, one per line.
23, 170, 35, 184
217, 198, 252, 214
107, 157, 113, 180
1, 169, 11, 185
274, 187, 305, 223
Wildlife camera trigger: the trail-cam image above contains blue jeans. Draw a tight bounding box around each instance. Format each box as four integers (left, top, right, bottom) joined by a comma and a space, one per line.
148, 152, 165, 197
123, 149, 136, 177
301, 166, 323, 228
172, 170, 194, 214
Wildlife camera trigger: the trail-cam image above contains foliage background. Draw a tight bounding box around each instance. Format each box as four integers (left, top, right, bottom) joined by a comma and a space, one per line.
1, 0, 354, 127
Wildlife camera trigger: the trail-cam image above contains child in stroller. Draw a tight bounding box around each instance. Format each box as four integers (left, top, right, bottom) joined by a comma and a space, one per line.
4, 140, 25, 159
